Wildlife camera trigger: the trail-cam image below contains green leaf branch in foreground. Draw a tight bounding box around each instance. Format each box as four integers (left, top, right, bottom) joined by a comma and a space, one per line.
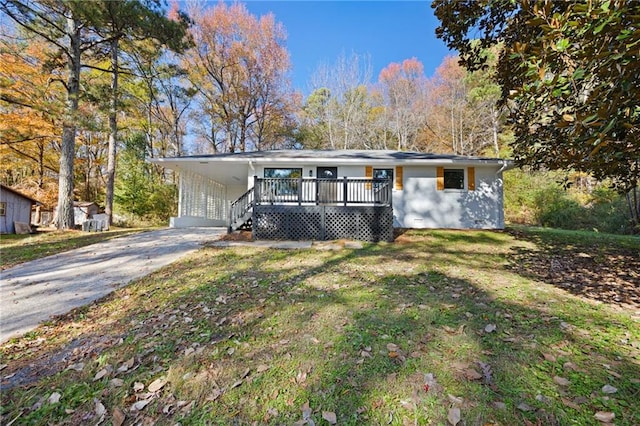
432, 0, 639, 199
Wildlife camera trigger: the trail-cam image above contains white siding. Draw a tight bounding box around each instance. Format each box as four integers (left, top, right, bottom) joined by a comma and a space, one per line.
393, 166, 504, 229
179, 171, 228, 221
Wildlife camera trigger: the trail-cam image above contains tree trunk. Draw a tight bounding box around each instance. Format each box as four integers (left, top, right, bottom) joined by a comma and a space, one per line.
57, 14, 81, 230
105, 37, 119, 226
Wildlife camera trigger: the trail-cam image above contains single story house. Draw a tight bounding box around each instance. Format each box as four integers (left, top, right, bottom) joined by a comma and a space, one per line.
0, 184, 40, 234
151, 150, 513, 241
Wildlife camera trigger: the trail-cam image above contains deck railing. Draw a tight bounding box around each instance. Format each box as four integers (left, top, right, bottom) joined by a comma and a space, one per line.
228, 187, 254, 232
254, 177, 392, 206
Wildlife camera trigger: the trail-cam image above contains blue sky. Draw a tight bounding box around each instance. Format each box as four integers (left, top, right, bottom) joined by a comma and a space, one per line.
239, 1, 456, 93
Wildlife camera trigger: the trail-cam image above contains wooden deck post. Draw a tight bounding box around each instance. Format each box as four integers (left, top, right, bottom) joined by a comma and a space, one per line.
343, 176, 348, 206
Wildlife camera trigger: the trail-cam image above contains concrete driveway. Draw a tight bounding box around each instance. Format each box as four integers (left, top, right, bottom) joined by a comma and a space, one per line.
0, 227, 225, 343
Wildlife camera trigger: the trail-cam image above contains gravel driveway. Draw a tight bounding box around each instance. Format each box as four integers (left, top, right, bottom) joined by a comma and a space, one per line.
0, 227, 225, 343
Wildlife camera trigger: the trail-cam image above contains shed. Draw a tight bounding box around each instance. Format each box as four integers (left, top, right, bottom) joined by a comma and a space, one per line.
74, 201, 100, 224
0, 184, 40, 234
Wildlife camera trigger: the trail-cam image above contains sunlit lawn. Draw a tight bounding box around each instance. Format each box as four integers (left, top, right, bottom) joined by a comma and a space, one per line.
1, 228, 638, 425
0, 228, 149, 270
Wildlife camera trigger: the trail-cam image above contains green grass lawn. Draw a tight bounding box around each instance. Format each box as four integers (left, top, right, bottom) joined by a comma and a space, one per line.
0, 228, 148, 270
1, 228, 638, 425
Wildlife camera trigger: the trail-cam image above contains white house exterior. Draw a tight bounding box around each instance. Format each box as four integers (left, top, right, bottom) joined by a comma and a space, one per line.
151, 150, 512, 234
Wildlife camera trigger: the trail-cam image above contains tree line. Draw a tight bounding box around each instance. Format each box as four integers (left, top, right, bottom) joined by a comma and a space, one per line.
1, 0, 637, 231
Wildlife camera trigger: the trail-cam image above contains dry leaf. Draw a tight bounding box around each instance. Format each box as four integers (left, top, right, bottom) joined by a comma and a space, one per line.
484, 324, 497, 333
463, 369, 483, 380
112, 407, 125, 426
322, 411, 337, 424
553, 376, 570, 386
109, 378, 124, 388
601, 384, 617, 394
561, 397, 581, 410
130, 399, 151, 411
93, 368, 109, 382
386, 343, 399, 352
48, 392, 61, 404
448, 394, 463, 405
594, 411, 615, 422
117, 357, 135, 373
133, 382, 145, 392
94, 398, 106, 422
447, 407, 461, 425
301, 401, 312, 420
563, 362, 579, 371
296, 370, 308, 384
542, 353, 556, 362
66, 362, 85, 372
517, 402, 534, 412
230, 380, 243, 389
148, 378, 167, 393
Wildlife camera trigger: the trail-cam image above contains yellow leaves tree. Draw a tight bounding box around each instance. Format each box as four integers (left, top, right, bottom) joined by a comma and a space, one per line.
0, 36, 62, 206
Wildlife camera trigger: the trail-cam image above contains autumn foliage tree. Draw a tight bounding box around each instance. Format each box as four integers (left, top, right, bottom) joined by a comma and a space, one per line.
378, 58, 429, 151
0, 36, 61, 205
185, 2, 294, 153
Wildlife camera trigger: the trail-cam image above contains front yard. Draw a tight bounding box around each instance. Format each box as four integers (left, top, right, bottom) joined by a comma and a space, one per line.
1, 228, 638, 425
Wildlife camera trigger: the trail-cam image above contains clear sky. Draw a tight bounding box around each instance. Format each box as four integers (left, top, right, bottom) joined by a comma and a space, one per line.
237, 1, 456, 94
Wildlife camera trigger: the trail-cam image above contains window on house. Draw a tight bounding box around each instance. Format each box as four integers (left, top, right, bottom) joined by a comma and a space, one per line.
264, 168, 302, 179
373, 168, 393, 181
444, 169, 465, 189
0, 202, 5, 216
264, 168, 302, 198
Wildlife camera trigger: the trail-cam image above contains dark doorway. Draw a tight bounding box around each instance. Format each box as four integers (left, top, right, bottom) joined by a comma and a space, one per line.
317, 167, 338, 204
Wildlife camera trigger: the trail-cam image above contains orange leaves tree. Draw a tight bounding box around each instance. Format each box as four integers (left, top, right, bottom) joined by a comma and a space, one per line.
0, 35, 62, 206
184, 2, 295, 153
378, 58, 429, 151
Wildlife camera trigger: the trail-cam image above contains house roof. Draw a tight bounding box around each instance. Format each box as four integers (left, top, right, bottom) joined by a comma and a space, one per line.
158, 149, 509, 163
0, 184, 41, 204
150, 150, 513, 186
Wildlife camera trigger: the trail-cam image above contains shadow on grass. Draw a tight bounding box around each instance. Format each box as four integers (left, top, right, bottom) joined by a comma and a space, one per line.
1, 229, 639, 425
505, 227, 640, 310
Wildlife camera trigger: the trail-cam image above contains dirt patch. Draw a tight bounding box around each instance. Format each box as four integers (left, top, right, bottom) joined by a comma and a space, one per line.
218, 231, 253, 242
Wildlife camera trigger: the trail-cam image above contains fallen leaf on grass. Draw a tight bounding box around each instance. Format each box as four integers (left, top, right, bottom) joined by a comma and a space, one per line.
463, 369, 483, 380
117, 357, 135, 373
542, 353, 557, 362
66, 362, 85, 372
448, 407, 461, 425
110, 378, 124, 388
94, 398, 106, 423
148, 378, 167, 393
553, 376, 570, 386
257, 364, 270, 373
601, 384, 617, 394
112, 408, 125, 426
517, 402, 534, 412
322, 411, 337, 424
133, 382, 145, 392
594, 411, 615, 423
130, 399, 151, 412
448, 394, 463, 405
561, 398, 581, 410
484, 324, 497, 333
93, 368, 110, 382
563, 362, 579, 371
48, 392, 61, 404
